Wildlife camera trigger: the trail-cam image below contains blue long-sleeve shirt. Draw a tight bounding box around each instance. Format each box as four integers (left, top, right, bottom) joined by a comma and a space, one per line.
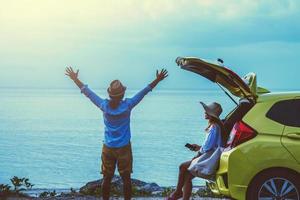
81, 85, 152, 148
200, 124, 223, 153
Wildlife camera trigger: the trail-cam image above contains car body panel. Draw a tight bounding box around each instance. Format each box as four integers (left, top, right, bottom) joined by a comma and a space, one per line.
257, 86, 271, 94
282, 126, 300, 164
242, 98, 285, 136
257, 92, 300, 102
209, 93, 300, 200
176, 57, 255, 99
280, 96, 300, 164
212, 134, 300, 200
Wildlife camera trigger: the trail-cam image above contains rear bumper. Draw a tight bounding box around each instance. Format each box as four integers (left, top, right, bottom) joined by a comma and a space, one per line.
208, 135, 300, 200
207, 174, 230, 196
208, 149, 248, 200
207, 173, 230, 195
208, 173, 247, 200
207, 151, 231, 196
208, 179, 247, 199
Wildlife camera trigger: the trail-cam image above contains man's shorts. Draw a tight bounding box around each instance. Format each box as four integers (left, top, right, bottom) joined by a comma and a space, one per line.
101, 142, 133, 176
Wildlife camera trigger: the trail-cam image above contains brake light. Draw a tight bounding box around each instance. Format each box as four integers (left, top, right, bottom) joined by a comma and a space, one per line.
226, 121, 257, 149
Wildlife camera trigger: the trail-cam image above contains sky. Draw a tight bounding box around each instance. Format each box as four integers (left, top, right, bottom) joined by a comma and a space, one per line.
0, 0, 300, 90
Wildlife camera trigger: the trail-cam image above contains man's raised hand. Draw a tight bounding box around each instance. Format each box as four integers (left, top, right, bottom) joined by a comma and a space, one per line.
65, 67, 79, 81
156, 68, 168, 81
149, 68, 168, 89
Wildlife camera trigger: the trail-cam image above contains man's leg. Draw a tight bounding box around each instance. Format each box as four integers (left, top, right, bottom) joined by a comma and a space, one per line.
101, 144, 116, 200
120, 172, 132, 200
117, 143, 133, 200
183, 173, 195, 200
102, 174, 113, 200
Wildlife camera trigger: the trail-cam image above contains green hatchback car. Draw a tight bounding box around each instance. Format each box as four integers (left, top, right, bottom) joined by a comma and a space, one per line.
176, 57, 300, 200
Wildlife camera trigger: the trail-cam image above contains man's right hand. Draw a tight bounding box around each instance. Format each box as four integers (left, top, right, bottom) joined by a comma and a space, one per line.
65, 67, 79, 81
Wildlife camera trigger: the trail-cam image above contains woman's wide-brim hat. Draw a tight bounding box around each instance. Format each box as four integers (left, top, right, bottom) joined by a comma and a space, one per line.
200, 102, 223, 120
107, 80, 126, 97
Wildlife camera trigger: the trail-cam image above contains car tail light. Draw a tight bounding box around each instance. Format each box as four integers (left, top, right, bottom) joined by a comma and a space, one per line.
225, 121, 257, 150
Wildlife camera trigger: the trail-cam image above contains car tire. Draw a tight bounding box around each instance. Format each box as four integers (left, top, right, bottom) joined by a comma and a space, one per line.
246, 168, 300, 200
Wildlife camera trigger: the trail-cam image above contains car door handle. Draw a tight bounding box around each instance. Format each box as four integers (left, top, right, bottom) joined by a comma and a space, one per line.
287, 133, 300, 140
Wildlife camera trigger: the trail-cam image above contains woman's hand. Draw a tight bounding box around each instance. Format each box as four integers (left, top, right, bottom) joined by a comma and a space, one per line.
156, 69, 168, 81
65, 67, 79, 81
191, 144, 201, 151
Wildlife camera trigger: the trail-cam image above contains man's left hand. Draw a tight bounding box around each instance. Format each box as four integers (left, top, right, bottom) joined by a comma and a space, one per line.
156, 69, 168, 81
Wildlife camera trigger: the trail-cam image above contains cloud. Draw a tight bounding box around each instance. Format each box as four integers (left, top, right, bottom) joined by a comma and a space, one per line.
1, 0, 299, 46
0, 0, 299, 89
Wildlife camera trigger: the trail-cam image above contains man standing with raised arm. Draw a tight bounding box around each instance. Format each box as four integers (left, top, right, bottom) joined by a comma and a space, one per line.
65, 67, 168, 200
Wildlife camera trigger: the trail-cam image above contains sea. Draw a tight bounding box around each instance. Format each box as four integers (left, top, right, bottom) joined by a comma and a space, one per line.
0, 88, 238, 191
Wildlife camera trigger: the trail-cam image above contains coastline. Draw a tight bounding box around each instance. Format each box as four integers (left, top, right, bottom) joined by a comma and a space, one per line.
4, 188, 231, 200
8, 197, 230, 200
1, 176, 231, 200
23, 186, 204, 197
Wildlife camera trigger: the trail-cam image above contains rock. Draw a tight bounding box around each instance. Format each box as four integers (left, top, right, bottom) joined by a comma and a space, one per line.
194, 186, 206, 193
151, 190, 164, 196
79, 176, 163, 196
80, 180, 101, 192
139, 183, 162, 193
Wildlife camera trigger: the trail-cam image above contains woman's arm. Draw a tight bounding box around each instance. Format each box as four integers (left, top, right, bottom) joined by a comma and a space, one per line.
200, 125, 221, 153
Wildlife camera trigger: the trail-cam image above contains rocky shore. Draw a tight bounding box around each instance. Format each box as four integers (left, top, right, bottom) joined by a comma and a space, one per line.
79, 176, 166, 196
2, 176, 230, 200
7, 197, 230, 200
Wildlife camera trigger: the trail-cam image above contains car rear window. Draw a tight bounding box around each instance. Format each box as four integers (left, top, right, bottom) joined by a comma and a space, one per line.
266, 99, 300, 127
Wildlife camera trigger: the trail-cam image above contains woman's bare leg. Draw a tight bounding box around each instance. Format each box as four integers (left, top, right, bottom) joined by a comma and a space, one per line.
169, 153, 201, 199
169, 160, 191, 199
183, 172, 195, 200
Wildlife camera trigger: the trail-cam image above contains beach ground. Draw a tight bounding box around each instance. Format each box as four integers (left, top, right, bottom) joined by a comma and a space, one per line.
7, 197, 230, 200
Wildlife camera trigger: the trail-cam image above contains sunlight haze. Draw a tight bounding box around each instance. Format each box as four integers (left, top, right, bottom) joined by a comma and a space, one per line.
1, 0, 299, 90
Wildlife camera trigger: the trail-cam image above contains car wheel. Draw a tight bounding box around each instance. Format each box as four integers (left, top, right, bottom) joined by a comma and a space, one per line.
246, 168, 300, 200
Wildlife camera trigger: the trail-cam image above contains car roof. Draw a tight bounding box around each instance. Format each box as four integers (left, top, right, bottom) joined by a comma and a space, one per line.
258, 91, 300, 102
